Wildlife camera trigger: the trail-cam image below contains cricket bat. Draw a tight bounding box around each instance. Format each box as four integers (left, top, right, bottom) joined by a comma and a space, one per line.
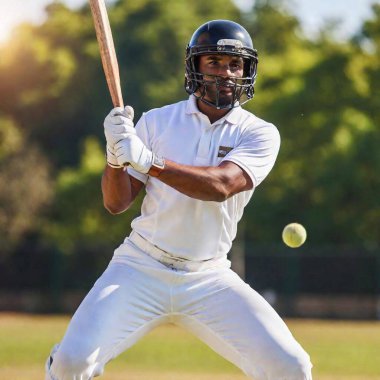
89, 0, 124, 108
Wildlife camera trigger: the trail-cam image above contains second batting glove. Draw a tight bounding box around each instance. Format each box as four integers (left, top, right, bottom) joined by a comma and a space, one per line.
114, 134, 154, 174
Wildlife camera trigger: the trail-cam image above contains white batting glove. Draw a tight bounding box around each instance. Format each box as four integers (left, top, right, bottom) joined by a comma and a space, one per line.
114, 134, 154, 174
104, 105, 135, 146
104, 106, 135, 168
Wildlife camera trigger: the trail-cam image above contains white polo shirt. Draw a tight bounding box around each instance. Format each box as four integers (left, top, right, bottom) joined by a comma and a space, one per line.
127, 95, 280, 261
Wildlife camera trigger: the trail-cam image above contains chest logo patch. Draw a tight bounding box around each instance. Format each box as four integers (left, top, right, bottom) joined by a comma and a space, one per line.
218, 146, 233, 157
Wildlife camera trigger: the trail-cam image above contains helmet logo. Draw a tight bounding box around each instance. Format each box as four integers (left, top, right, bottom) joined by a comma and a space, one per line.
217, 39, 243, 48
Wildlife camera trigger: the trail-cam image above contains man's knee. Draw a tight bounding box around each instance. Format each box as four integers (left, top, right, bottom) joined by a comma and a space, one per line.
270, 348, 313, 380
46, 343, 103, 380
244, 346, 312, 380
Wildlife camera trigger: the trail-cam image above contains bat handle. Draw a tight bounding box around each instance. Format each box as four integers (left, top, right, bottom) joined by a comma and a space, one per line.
111, 90, 124, 108
108, 80, 124, 108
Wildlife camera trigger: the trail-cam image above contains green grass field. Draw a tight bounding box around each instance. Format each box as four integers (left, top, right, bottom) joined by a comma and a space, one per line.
0, 313, 379, 380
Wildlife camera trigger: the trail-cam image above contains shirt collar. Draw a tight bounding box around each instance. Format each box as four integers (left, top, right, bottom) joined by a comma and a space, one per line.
185, 95, 202, 115
223, 105, 241, 125
186, 95, 241, 125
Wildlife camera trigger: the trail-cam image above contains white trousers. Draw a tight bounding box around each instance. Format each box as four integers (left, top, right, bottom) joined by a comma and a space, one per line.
47, 237, 312, 380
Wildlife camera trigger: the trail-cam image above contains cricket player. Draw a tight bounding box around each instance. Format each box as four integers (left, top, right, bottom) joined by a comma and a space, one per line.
46, 20, 313, 380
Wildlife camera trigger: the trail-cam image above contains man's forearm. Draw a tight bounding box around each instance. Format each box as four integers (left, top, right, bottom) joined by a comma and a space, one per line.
101, 165, 135, 214
150, 159, 252, 202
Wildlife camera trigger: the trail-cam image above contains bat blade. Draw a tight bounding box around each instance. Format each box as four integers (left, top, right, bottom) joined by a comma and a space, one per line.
89, 0, 124, 108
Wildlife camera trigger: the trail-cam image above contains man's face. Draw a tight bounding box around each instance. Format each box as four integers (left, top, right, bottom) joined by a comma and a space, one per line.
197, 54, 245, 108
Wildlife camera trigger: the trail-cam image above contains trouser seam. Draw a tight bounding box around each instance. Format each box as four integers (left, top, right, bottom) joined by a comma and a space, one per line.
170, 312, 263, 377
104, 314, 172, 368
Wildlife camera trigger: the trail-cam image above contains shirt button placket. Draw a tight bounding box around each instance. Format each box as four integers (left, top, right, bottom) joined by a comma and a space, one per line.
196, 124, 215, 164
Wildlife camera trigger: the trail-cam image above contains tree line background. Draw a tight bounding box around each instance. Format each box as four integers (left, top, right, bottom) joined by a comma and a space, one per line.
0, 0, 379, 312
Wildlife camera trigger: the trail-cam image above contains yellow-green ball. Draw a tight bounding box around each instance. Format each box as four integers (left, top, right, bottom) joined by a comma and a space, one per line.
282, 223, 307, 248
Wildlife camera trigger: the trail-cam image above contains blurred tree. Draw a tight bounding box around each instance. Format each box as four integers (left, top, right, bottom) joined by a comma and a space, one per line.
351, 3, 380, 247
0, 115, 53, 255
359, 3, 380, 53
42, 136, 143, 282
0, 3, 92, 167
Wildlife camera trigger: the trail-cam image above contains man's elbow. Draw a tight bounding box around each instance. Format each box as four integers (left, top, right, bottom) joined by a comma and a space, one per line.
213, 189, 229, 202
209, 184, 231, 202
103, 201, 129, 215
212, 177, 252, 202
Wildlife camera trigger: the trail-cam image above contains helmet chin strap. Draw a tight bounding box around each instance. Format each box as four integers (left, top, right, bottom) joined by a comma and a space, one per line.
201, 98, 232, 110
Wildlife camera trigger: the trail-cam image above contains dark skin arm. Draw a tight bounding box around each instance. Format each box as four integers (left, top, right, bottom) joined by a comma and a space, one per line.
101, 165, 144, 214
149, 160, 253, 202
102, 160, 253, 214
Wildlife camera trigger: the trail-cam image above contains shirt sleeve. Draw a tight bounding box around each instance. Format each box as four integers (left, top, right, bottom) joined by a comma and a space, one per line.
127, 112, 150, 184
221, 122, 281, 187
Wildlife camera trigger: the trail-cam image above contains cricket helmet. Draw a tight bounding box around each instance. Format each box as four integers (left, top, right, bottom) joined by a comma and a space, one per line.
185, 19, 258, 109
